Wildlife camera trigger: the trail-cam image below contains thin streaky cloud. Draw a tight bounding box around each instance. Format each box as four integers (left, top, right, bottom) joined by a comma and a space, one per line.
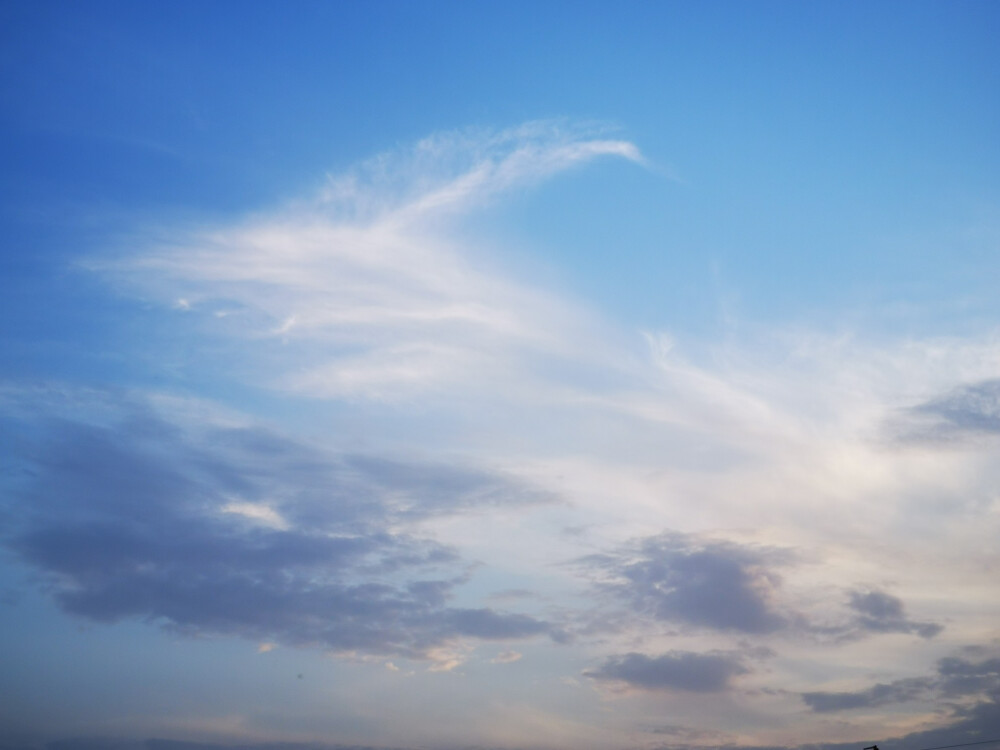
96, 124, 642, 404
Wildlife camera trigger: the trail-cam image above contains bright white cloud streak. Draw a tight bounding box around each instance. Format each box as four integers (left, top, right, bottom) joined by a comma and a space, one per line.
104, 122, 639, 404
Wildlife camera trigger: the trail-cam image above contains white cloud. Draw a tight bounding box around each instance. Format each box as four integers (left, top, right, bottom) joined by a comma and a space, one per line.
104, 122, 635, 405
221, 500, 290, 530
492, 650, 523, 664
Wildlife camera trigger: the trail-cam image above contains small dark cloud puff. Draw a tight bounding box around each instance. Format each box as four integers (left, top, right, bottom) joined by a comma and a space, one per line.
1, 392, 553, 660
848, 589, 942, 639
581, 532, 791, 634
584, 650, 748, 692
801, 650, 1000, 713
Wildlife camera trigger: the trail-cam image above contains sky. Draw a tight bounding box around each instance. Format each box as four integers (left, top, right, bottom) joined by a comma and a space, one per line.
1, 2, 1000, 750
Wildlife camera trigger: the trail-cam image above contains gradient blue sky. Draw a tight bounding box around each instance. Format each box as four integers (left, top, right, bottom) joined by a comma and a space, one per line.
2, 3, 1000, 750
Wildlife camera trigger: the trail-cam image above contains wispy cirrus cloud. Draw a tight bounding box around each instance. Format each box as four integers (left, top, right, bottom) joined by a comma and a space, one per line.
97, 122, 643, 403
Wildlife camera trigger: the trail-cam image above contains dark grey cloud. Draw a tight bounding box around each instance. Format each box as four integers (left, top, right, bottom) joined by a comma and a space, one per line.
581, 532, 790, 634
937, 654, 1000, 677
584, 650, 748, 692
938, 654, 1000, 698
801, 650, 1000, 713
802, 677, 934, 712
1, 393, 553, 659
445, 608, 549, 639
848, 590, 943, 638
894, 379, 1000, 442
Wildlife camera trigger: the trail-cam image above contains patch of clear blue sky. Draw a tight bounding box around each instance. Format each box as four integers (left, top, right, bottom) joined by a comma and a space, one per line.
1, 0, 998, 384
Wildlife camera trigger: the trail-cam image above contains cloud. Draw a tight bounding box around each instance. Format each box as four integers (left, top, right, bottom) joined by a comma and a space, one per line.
581, 532, 791, 634
847, 589, 943, 638
901, 697, 1000, 750
893, 379, 1000, 442
584, 651, 748, 692
801, 677, 934, 712
1, 389, 554, 661
937, 653, 1000, 697
916, 379, 1000, 434
578, 537, 947, 645
99, 122, 643, 404
801, 649, 1000, 713
221, 501, 290, 530
445, 608, 548, 640
14, 120, 1000, 747
491, 650, 523, 664
368, 121, 644, 221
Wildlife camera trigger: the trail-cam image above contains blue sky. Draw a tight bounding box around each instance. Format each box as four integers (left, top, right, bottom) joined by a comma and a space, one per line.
2, 2, 1000, 750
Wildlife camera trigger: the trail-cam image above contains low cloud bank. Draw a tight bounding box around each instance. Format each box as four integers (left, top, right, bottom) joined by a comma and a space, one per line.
802, 650, 1000, 712
1, 390, 553, 661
